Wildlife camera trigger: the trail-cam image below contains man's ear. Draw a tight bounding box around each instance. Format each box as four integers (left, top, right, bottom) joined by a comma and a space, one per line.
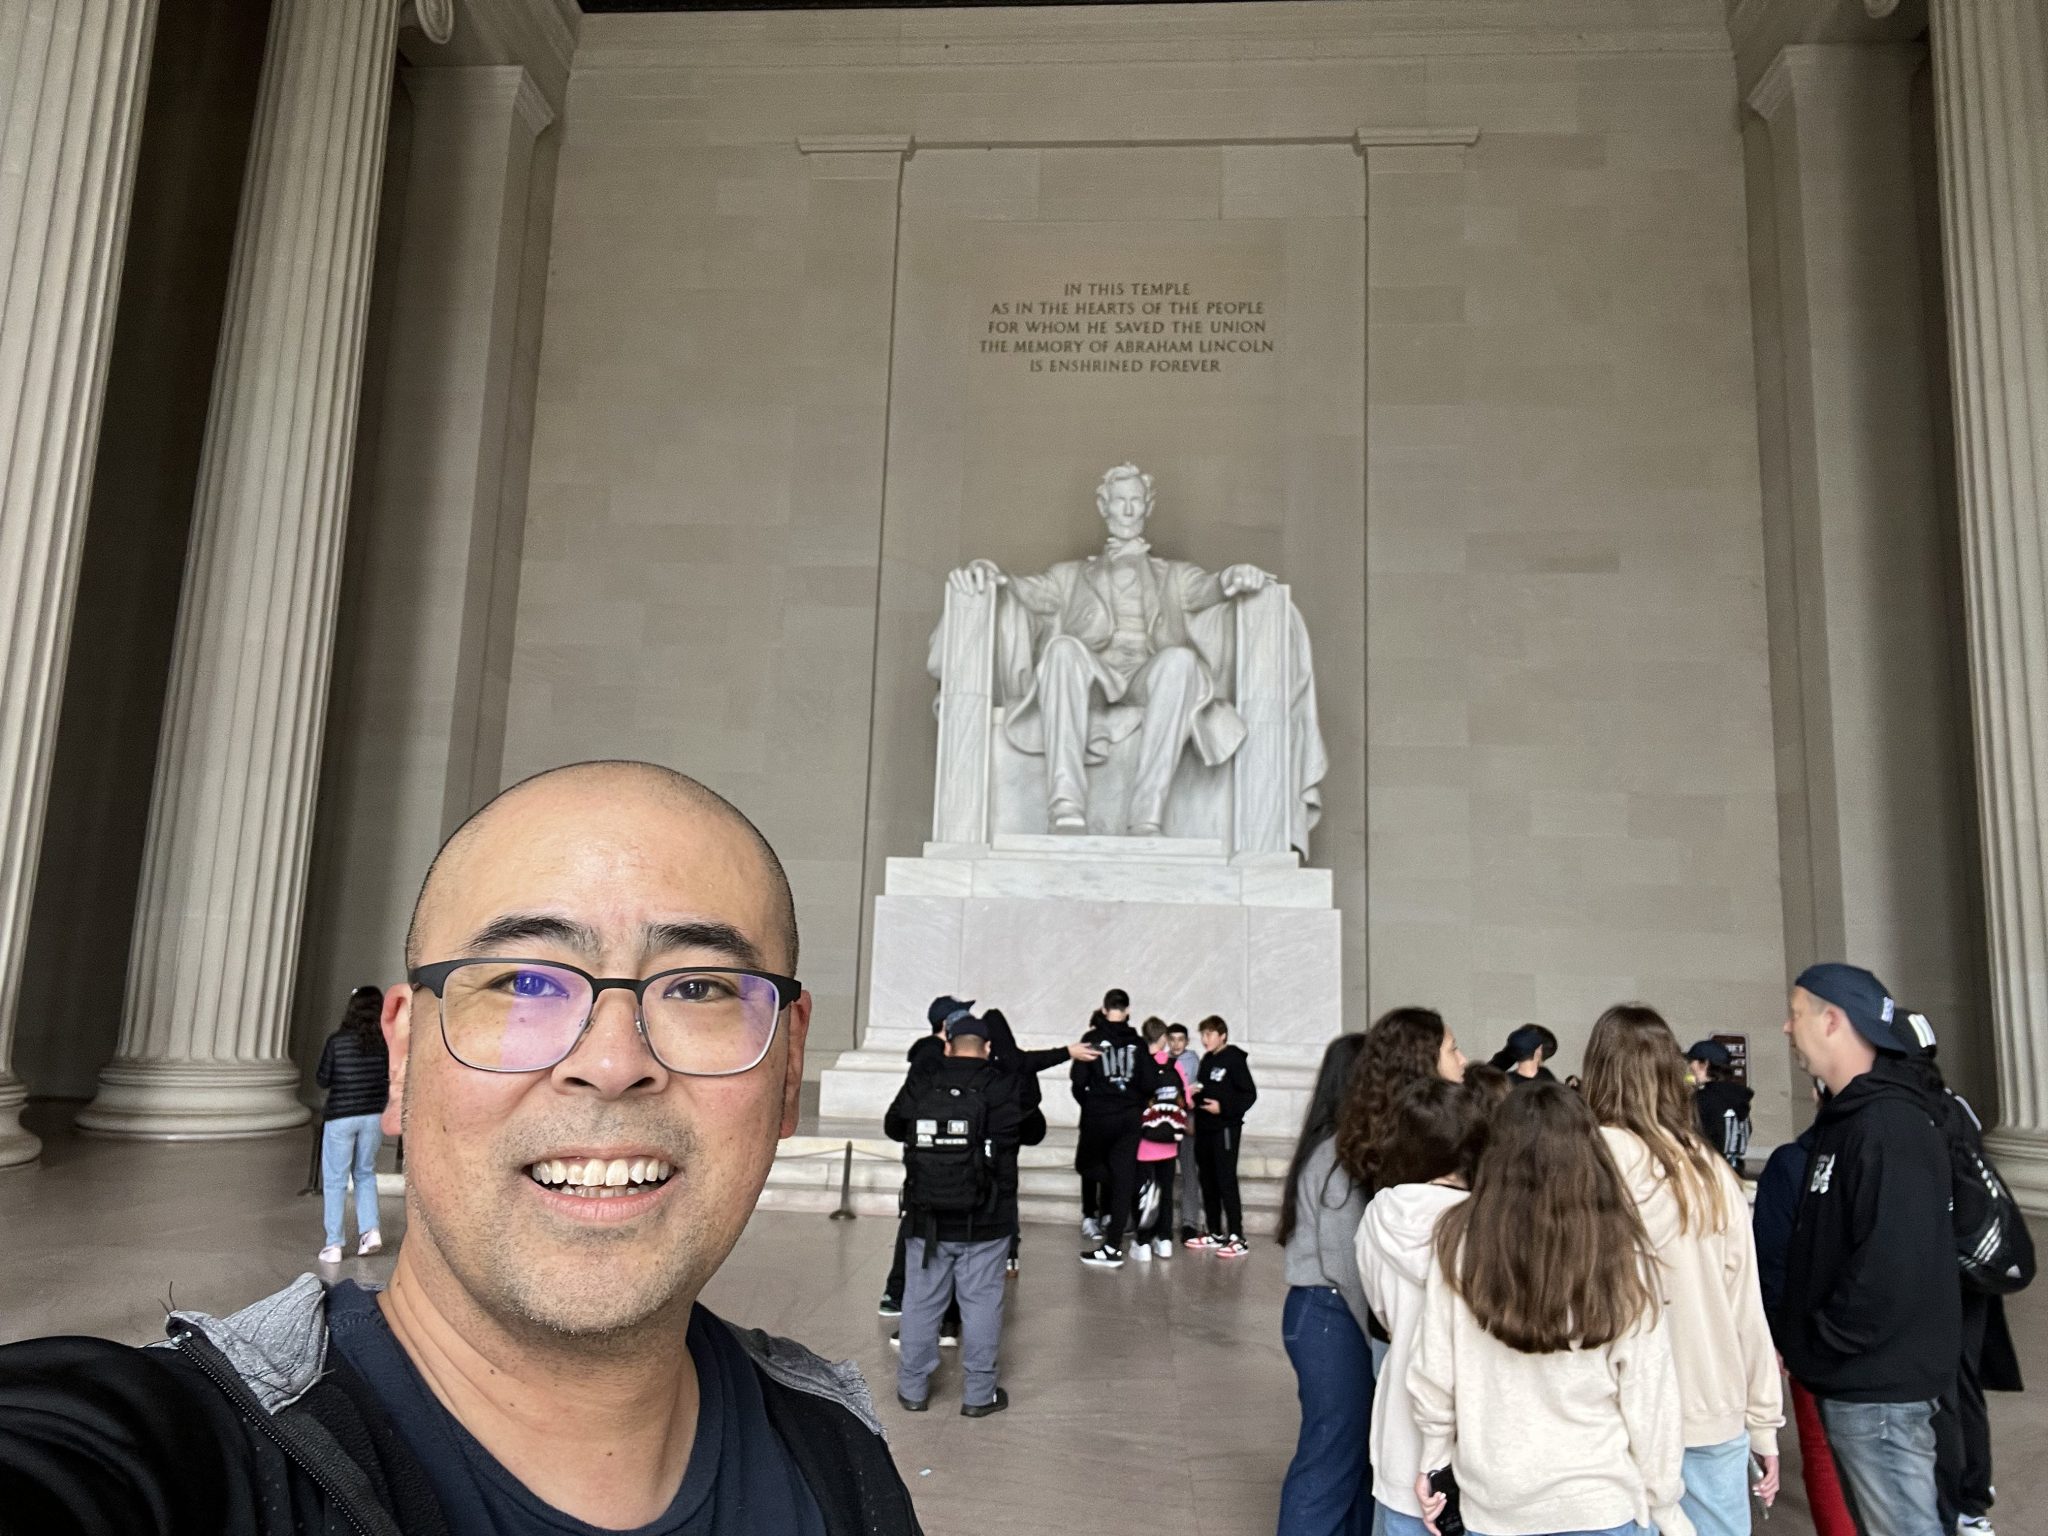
778, 991, 813, 1139
381, 984, 410, 1139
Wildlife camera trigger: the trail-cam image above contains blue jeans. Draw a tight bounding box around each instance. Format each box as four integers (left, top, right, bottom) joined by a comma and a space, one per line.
1278, 1286, 1375, 1536
1681, 1433, 1752, 1536
322, 1114, 382, 1248
1819, 1398, 1944, 1536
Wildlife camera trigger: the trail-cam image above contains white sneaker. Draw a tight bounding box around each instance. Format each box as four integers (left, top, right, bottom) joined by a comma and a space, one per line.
1153, 1238, 1174, 1259
317, 1245, 343, 1264
1957, 1516, 1996, 1535
1080, 1216, 1102, 1242
357, 1230, 382, 1257
1132, 1239, 1152, 1262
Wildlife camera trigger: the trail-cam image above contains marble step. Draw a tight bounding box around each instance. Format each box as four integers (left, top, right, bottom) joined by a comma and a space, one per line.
758, 1121, 1296, 1237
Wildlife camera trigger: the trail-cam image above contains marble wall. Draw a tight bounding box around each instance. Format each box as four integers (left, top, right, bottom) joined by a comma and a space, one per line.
507, 0, 1799, 1137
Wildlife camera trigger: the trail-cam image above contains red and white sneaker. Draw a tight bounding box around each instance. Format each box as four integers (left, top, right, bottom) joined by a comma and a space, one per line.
1184, 1233, 1221, 1250
1215, 1237, 1251, 1258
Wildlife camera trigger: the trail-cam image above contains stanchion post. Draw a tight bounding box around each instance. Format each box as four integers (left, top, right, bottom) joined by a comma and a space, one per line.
829, 1139, 857, 1220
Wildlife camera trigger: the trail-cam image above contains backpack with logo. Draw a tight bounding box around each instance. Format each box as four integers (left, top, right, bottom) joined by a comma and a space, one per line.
1141, 1071, 1189, 1145
1935, 1086, 2035, 1295
902, 1068, 997, 1221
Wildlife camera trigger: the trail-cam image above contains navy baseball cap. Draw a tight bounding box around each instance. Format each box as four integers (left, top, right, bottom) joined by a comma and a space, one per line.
944, 1013, 991, 1041
1794, 963, 1907, 1053
927, 995, 975, 1028
1686, 1040, 1734, 1068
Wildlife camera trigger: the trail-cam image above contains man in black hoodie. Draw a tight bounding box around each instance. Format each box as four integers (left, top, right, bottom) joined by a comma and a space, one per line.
1776, 962, 1959, 1536
1191, 1015, 1258, 1256
1071, 988, 1161, 1267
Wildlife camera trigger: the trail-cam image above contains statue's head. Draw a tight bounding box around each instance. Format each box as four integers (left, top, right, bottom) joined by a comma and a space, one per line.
1096, 463, 1154, 541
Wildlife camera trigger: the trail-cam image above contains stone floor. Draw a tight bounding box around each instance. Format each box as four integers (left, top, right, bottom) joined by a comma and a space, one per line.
3, 1104, 2045, 1535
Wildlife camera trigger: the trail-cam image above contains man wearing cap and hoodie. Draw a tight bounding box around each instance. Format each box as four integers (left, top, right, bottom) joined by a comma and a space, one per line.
884, 1007, 1028, 1417
1777, 962, 1961, 1536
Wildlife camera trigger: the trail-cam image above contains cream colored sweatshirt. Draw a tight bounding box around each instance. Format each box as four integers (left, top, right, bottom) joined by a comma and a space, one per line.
1407, 1255, 1696, 1536
1357, 1182, 1469, 1517
1600, 1126, 1784, 1455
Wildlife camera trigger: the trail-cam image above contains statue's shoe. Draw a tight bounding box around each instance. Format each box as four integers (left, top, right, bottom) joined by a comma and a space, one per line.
1129, 821, 1162, 836
1051, 801, 1086, 832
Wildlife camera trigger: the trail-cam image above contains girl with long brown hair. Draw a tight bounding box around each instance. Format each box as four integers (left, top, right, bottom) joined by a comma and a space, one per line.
1582, 1004, 1782, 1536
1408, 1081, 1688, 1536
1334, 1007, 1465, 1193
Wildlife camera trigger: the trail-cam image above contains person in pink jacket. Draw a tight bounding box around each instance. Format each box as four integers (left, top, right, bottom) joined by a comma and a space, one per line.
1133, 1018, 1194, 1260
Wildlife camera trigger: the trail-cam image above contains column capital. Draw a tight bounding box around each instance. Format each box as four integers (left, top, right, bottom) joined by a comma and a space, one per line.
404, 0, 455, 44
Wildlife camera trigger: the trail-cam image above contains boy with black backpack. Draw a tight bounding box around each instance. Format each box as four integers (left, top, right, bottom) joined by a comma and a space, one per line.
884, 1008, 1028, 1416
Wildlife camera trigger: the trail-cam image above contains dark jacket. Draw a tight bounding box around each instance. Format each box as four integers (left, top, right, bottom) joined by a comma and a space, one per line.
315, 1030, 388, 1122
1193, 1045, 1258, 1131
1069, 1019, 1162, 1117
1752, 1125, 1815, 1326
0, 1276, 921, 1536
884, 1054, 1029, 1243
1774, 1056, 1962, 1402
981, 1008, 1069, 1144
1696, 1079, 1754, 1165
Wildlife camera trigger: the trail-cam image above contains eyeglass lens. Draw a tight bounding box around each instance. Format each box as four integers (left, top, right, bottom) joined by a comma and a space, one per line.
435, 961, 780, 1074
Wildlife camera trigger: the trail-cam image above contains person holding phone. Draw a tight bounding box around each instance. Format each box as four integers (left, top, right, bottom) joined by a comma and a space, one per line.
1408, 1082, 1693, 1536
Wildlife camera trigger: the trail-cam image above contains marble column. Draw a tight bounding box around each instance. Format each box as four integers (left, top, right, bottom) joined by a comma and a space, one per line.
0, 0, 159, 1167
1915, 0, 2048, 1206
291, 64, 555, 1079
1747, 46, 1984, 1081
77, 0, 406, 1137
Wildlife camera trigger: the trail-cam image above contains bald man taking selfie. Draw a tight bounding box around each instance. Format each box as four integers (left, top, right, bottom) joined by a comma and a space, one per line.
0, 762, 923, 1536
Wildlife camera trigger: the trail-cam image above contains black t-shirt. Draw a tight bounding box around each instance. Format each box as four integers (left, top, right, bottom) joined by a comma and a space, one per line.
325, 1282, 826, 1536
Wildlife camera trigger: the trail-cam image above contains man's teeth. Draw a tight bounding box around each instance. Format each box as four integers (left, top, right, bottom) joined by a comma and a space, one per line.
526, 1157, 674, 1196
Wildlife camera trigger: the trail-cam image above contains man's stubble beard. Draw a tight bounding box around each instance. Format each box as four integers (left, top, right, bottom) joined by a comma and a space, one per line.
401, 1089, 715, 1352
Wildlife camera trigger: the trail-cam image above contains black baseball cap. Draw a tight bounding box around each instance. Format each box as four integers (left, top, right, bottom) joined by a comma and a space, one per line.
944, 1013, 991, 1041
1686, 1040, 1733, 1068
928, 995, 975, 1029
1794, 963, 1907, 1053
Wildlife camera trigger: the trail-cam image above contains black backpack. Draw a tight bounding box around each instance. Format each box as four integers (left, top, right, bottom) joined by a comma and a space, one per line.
1935, 1086, 2035, 1295
1141, 1073, 1189, 1144
902, 1068, 997, 1219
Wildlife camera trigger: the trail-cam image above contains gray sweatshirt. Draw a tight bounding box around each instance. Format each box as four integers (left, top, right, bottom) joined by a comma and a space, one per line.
1281, 1137, 1372, 1332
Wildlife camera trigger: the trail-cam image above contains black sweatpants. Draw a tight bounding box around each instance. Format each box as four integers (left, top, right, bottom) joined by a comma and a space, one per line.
1935, 1288, 1994, 1522
1138, 1159, 1176, 1245
1077, 1108, 1143, 1250
1196, 1124, 1243, 1239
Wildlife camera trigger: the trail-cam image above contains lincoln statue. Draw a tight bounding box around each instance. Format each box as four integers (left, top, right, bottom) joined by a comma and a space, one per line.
942, 463, 1321, 839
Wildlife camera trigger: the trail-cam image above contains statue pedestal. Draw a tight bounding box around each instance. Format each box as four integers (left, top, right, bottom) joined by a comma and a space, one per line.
818, 834, 1341, 1137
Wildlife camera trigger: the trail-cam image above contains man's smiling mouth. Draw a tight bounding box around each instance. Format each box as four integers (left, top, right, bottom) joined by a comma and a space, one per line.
525, 1157, 675, 1199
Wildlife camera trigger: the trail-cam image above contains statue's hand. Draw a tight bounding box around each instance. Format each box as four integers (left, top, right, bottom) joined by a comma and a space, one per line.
1221, 563, 1273, 597
947, 559, 1006, 597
